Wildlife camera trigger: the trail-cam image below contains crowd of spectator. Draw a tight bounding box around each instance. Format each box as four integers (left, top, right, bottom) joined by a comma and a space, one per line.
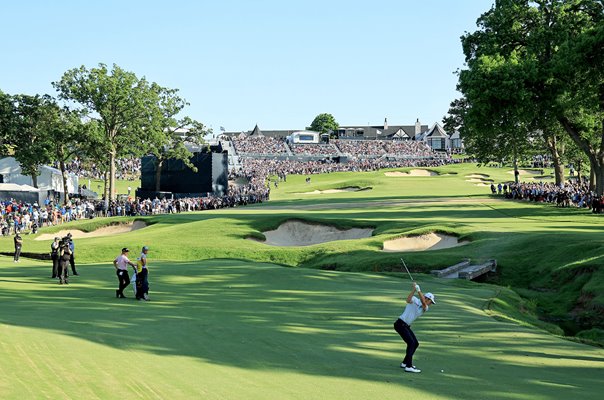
494, 180, 604, 213
289, 143, 340, 156
59, 157, 141, 181
234, 157, 451, 181
0, 198, 98, 236
231, 136, 288, 155
382, 141, 434, 157
334, 140, 386, 158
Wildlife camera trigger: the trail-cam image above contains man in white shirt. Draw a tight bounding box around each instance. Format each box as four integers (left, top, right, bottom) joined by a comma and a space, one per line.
393, 282, 436, 373
113, 248, 136, 298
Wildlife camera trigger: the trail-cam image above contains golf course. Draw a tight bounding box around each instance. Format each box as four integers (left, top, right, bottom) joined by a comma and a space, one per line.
1, 163, 603, 399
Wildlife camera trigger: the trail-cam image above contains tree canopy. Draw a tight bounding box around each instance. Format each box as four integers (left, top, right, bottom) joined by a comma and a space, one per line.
452, 0, 604, 193
308, 113, 338, 135
53, 63, 165, 200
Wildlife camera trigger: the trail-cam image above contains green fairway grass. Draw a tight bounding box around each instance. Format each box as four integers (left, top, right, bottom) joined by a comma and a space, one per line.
1, 163, 603, 398
1, 258, 602, 400
87, 178, 141, 196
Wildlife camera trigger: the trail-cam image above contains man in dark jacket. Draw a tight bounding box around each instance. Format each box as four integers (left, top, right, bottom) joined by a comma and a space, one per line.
14, 233, 23, 262
50, 237, 60, 278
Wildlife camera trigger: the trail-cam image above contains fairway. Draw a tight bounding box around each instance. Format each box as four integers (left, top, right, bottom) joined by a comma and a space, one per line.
1, 164, 603, 399
1, 259, 602, 400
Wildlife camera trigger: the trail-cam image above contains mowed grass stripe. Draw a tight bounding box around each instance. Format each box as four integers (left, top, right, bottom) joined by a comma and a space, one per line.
0, 258, 602, 399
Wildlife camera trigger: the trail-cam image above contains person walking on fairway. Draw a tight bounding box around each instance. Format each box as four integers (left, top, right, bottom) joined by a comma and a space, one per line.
394, 281, 436, 373
114, 248, 136, 298
135, 246, 150, 301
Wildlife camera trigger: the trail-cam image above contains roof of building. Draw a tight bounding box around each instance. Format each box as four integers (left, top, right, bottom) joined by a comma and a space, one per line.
224, 122, 433, 140
425, 122, 449, 138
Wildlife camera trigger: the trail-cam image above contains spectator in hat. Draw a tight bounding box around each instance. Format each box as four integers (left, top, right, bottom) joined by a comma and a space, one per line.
135, 246, 150, 301
113, 247, 136, 298
50, 237, 60, 278
66, 233, 78, 276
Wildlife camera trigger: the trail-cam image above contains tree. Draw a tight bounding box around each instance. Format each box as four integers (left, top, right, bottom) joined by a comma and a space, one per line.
0, 90, 15, 155
41, 101, 91, 204
450, 53, 540, 182
308, 113, 338, 135
10, 94, 54, 188
144, 87, 208, 191
53, 63, 163, 200
553, 18, 604, 192
455, 0, 604, 193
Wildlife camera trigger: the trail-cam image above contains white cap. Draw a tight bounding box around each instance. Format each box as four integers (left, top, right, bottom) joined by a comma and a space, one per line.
424, 292, 436, 304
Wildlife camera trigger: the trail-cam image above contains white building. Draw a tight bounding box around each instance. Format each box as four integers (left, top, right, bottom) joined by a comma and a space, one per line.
0, 157, 79, 203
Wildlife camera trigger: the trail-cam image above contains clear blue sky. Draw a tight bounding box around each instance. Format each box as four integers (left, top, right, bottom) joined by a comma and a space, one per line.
1, 0, 492, 133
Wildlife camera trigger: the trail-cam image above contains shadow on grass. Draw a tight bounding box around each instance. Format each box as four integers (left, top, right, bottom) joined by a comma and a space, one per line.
0, 259, 602, 399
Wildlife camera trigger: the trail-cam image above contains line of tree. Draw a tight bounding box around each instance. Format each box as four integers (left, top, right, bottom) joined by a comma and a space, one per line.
0, 63, 209, 204
445, 0, 603, 193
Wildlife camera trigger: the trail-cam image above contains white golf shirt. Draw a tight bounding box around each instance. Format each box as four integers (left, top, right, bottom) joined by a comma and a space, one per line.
399, 296, 428, 326
115, 254, 131, 271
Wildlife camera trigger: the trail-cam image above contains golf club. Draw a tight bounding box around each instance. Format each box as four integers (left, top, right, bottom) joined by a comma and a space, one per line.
400, 257, 414, 281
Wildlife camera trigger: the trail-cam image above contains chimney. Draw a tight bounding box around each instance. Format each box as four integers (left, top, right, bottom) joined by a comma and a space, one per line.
384, 117, 388, 130
415, 118, 421, 135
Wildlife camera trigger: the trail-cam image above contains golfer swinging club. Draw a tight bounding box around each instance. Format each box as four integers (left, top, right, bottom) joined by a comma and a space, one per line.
394, 281, 436, 373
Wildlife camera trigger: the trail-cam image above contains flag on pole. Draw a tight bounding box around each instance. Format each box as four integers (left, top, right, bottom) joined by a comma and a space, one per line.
220, 126, 226, 132
376, 129, 382, 135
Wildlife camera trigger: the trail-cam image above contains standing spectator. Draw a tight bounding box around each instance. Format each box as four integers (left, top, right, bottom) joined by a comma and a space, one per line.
58, 238, 72, 285
50, 237, 60, 278
113, 248, 136, 298
66, 233, 78, 275
13, 233, 23, 262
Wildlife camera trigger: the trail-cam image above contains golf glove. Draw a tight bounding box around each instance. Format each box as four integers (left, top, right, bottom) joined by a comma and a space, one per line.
415, 284, 421, 292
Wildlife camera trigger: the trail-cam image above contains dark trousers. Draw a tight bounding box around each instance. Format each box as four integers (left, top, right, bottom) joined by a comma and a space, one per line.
59, 259, 70, 283
136, 269, 148, 299
14, 246, 21, 261
70, 254, 77, 274
51, 254, 60, 278
394, 318, 419, 367
116, 270, 130, 295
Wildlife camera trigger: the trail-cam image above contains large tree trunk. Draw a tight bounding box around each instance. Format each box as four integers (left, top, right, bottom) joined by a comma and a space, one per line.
103, 170, 109, 200
59, 158, 69, 205
31, 174, 38, 189
559, 116, 604, 195
155, 159, 164, 192
594, 158, 604, 195
545, 135, 564, 185
109, 149, 116, 200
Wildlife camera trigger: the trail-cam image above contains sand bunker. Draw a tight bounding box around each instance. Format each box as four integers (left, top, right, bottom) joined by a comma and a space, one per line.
465, 178, 494, 183
507, 169, 542, 175
383, 232, 469, 252
384, 169, 437, 177
250, 220, 374, 246
300, 187, 370, 195
35, 221, 147, 241
466, 174, 490, 178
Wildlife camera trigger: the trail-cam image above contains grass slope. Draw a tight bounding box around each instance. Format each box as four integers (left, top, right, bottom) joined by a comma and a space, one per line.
3, 164, 603, 338
0, 258, 602, 400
